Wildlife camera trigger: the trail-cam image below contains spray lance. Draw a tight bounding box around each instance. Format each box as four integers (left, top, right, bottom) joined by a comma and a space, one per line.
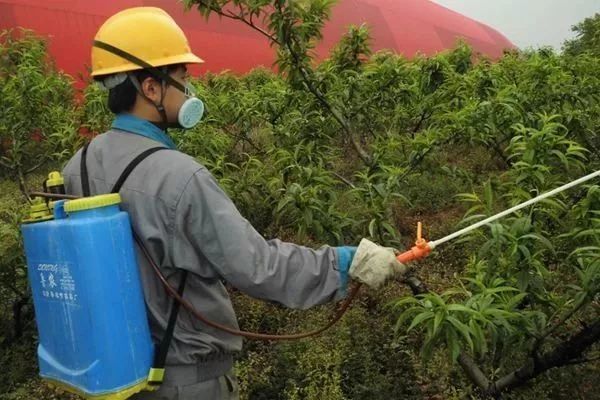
395, 169, 600, 264
29, 169, 600, 341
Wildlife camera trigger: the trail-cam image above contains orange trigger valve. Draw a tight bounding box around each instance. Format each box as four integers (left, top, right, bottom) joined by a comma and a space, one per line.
395, 221, 432, 264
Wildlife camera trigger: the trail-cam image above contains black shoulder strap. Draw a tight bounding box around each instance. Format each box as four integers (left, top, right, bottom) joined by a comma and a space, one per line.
79, 143, 168, 195
110, 147, 167, 193
80, 142, 91, 197
149, 269, 188, 384
79, 143, 187, 383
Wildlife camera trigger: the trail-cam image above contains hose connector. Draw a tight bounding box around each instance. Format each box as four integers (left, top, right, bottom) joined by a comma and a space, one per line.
396, 222, 434, 264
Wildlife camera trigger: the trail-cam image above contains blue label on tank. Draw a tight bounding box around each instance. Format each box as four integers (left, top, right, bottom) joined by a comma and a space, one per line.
34, 262, 79, 304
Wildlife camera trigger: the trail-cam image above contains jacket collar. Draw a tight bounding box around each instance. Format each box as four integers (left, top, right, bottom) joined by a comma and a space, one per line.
111, 113, 177, 149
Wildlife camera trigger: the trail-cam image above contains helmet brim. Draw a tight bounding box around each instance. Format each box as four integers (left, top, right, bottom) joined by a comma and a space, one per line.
91, 52, 204, 77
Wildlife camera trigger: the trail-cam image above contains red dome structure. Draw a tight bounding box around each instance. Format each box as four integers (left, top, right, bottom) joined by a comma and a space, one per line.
0, 0, 515, 84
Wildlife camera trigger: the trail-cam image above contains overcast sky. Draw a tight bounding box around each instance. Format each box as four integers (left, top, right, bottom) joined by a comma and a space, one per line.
431, 0, 600, 50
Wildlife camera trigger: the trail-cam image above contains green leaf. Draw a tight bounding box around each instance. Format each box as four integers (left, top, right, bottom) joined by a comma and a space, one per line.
447, 304, 478, 315
368, 218, 377, 238
483, 179, 494, 211
433, 311, 445, 337
447, 316, 474, 352
407, 311, 434, 332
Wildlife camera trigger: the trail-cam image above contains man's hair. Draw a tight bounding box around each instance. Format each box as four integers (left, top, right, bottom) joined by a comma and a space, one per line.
103, 65, 182, 114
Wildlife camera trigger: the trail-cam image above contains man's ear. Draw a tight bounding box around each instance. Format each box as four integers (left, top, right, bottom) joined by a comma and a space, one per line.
141, 77, 163, 103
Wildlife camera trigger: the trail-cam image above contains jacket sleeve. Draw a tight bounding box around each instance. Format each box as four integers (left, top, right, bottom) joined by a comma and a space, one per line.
168, 167, 344, 309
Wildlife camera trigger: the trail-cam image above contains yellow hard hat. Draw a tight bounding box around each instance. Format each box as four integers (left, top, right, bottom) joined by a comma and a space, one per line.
91, 7, 204, 77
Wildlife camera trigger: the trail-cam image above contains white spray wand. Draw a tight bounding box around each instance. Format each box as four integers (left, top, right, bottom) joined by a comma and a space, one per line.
395, 170, 600, 264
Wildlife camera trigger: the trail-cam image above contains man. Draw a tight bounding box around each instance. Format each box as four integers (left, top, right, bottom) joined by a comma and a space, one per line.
62, 7, 408, 400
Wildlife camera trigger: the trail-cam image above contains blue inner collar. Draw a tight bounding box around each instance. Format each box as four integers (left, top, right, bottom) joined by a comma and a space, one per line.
111, 114, 177, 149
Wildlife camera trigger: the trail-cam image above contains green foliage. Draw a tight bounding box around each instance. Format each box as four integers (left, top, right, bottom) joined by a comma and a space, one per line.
0, 179, 28, 344
328, 24, 372, 72
79, 83, 111, 134
563, 13, 600, 57
393, 275, 535, 362
0, 29, 80, 182
350, 166, 409, 246
232, 297, 421, 400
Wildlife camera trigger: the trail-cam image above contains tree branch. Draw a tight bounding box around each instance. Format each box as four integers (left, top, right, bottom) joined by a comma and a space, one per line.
489, 140, 510, 167
269, 93, 293, 126
331, 171, 355, 188
402, 275, 429, 295
411, 110, 431, 134
563, 353, 600, 366
16, 165, 31, 201
458, 353, 491, 392
294, 58, 374, 167
24, 156, 48, 174
195, 1, 279, 44
533, 295, 589, 354
399, 132, 458, 180
192, 0, 374, 166
222, 125, 264, 153
275, 1, 373, 166
490, 318, 600, 395
0, 158, 13, 171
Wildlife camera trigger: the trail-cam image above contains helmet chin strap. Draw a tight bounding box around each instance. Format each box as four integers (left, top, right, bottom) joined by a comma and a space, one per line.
153, 80, 171, 131
128, 73, 171, 131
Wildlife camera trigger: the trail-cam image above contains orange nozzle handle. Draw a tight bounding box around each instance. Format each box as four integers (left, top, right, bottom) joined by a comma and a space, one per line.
396, 241, 432, 263
396, 222, 433, 264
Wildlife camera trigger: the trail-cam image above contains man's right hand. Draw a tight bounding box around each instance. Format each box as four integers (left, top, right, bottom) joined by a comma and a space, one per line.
349, 238, 408, 289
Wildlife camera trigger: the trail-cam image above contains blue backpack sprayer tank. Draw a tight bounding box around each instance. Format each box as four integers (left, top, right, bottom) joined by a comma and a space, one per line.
21, 187, 158, 399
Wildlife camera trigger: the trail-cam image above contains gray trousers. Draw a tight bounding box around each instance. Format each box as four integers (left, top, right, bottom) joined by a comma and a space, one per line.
130, 356, 239, 400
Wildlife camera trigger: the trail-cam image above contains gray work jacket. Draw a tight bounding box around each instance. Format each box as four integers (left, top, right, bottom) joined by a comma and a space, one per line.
62, 129, 343, 364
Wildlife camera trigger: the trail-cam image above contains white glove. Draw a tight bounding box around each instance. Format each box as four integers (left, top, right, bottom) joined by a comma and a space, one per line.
349, 238, 408, 289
